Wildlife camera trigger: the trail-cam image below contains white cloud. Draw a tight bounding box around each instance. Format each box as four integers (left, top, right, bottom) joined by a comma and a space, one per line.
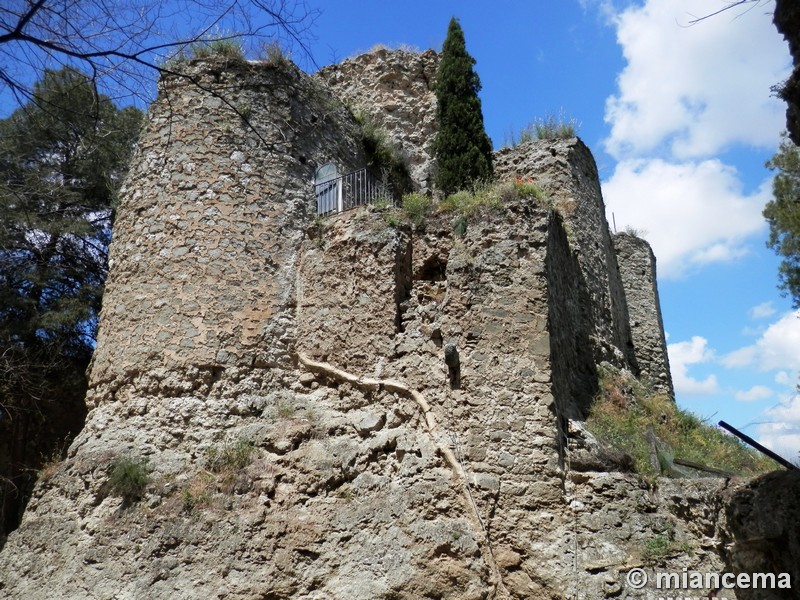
734, 385, 774, 402
604, 0, 789, 160
757, 393, 800, 459
750, 301, 776, 319
722, 310, 800, 372
603, 159, 769, 277
722, 345, 758, 369
667, 335, 719, 395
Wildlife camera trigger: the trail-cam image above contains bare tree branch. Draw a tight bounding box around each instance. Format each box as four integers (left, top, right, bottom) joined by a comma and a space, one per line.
684, 0, 772, 25
0, 0, 319, 111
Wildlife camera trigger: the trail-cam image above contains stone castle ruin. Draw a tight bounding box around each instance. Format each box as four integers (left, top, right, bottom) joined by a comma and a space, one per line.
0, 48, 798, 599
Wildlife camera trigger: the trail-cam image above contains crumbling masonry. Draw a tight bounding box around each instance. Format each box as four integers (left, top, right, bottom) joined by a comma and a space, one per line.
0, 49, 797, 600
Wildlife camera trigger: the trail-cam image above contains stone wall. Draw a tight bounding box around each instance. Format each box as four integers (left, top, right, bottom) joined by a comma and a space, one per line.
317, 48, 439, 192
495, 139, 637, 380
0, 56, 791, 600
613, 233, 674, 397
87, 56, 365, 408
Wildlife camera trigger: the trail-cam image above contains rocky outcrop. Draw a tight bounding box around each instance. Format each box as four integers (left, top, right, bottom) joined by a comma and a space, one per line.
0, 52, 793, 600
317, 48, 439, 193
721, 470, 800, 600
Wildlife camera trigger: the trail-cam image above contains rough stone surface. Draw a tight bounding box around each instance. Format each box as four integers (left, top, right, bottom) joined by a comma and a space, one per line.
495, 139, 637, 375
720, 470, 800, 600
317, 48, 439, 192
612, 233, 673, 397
0, 54, 794, 600
87, 57, 366, 409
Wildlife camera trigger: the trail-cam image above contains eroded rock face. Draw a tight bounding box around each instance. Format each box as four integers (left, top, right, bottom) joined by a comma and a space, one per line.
87, 57, 366, 409
495, 139, 637, 377
317, 48, 440, 193
0, 55, 793, 600
721, 470, 800, 600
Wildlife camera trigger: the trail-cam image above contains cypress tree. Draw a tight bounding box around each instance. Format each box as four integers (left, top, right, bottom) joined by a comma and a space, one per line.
433, 17, 494, 196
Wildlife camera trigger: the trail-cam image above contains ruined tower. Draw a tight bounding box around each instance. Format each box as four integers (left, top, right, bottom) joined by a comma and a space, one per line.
3, 50, 791, 600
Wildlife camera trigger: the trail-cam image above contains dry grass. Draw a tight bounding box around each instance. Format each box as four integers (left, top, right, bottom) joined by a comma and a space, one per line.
587, 366, 776, 479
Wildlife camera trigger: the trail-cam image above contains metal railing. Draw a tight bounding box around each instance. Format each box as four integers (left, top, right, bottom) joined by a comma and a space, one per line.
315, 167, 396, 216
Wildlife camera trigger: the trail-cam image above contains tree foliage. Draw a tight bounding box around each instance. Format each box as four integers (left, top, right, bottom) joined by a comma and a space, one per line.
0, 67, 142, 536
764, 134, 800, 307
0, 66, 143, 356
432, 17, 493, 196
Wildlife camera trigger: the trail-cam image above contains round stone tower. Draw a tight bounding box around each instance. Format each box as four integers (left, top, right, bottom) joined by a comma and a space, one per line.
87, 57, 365, 408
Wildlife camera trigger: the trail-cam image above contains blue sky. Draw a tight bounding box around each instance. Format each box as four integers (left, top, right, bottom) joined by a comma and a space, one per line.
300, 0, 798, 460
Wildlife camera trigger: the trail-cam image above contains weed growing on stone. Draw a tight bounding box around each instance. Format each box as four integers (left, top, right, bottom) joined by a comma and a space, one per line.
37, 438, 71, 479
262, 41, 292, 67
355, 111, 412, 195
370, 196, 394, 210
452, 214, 468, 237
401, 193, 434, 227
383, 210, 402, 228
640, 522, 693, 564
205, 438, 256, 473
643, 534, 672, 563
511, 177, 547, 202
276, 398, 295, 418
437, 178, 544, 235
190, 37, 246, 61
108, 456, 151, 501
586, 366, 775, 479
623, 225, 647, 238
236, 101, 252, 121
501, 110, 580, 148
337, 486, 354, 502
313, 215, 327, 248
38, 455, 62, 480
181, 473, 214, 514
530, 110, 580, 140
440, 186, 501, 217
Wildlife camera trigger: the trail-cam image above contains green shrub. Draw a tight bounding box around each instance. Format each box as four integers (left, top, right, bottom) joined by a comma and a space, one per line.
384, 210, 401, 228
643, 535, 672, 563
512, 177, 546, 201
586, 367, 776, 479
401, 193, 434, 227
503, 111, 580, 147
452, 215, 468, 237
108, 456, 151, 501
275, 396, 296, 418
190, 37, 245, 61
440, 190, 475, 214
440, 184, 503, 216
181, 477, 214, 513
623, 225, 647, 238
371, 197, 394, 210
355, 112, 412, 196
205, 438, 256, 473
